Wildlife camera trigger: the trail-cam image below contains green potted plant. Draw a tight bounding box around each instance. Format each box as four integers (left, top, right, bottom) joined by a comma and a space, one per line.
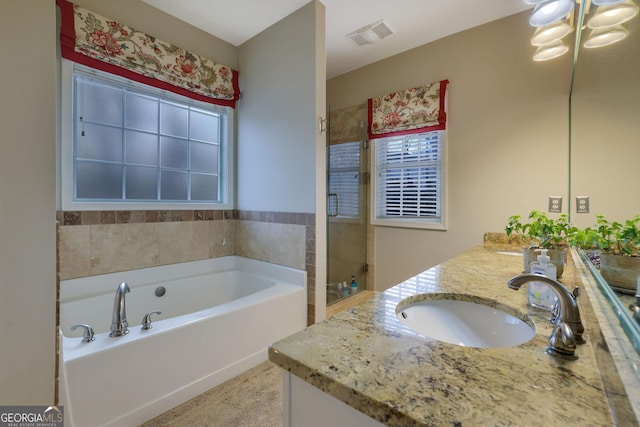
505, 210, 577, 278
586, 213, 640, 293
571, 227, 602, 266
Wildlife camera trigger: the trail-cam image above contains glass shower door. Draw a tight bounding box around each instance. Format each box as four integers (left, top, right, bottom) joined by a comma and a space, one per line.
326, 105, 368, 305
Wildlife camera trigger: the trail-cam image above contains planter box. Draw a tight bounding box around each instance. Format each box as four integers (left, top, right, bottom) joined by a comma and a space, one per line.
599, 253, 640, 294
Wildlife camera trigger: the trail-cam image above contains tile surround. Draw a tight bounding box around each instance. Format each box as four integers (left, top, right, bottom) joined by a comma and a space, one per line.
57, 209, 317, 324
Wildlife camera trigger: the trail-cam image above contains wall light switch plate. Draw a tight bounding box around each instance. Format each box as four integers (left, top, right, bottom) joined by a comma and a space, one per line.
548, 196, 562, 213
576, 196, 590, 213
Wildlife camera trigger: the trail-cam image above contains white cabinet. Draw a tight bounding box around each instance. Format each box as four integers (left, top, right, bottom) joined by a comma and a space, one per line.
281, 370, 386, 427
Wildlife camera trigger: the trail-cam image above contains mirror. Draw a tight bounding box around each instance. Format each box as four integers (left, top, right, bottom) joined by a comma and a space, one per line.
570, 2, 640, 345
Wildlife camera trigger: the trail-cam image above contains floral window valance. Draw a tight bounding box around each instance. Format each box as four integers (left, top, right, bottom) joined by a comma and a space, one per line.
367, 80, 449, 139
56, 0, 240, 108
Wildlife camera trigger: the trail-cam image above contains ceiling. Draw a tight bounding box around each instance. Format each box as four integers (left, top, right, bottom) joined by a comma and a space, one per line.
141, 0, 532, 79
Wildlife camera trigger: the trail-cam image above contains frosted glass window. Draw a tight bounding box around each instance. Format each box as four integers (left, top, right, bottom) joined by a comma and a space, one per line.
190, 109, 219, 142
161, 170, 188, 200
78, 80, 123, 126
126, 166, 158, 199
160, 136, 188, 169
126, 94, 158, 132
191, 173, 218, 201
191, 142, 218, 173
160, 102, 188, 137
126, 130, 158, 166
76, 162, 122, 199
76, 123, 123, 162
72, 67, 226, 204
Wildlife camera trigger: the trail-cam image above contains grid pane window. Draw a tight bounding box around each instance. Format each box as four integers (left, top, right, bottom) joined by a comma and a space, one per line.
160, 102, 188, 137
73, 69, 223, 203
374, 131, 444, 224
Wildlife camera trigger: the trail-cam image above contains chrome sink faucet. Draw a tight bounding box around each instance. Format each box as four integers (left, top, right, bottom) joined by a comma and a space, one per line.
507, 274, 585, 360
109, 281, 130, 337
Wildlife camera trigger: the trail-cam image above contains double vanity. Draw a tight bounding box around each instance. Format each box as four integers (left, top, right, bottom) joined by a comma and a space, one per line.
269, 240, 639, 426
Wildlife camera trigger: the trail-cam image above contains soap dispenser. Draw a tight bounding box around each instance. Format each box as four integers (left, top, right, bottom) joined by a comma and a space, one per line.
528, 249, 558, 311
341, 281, 349, 297
350, 276, 358, 294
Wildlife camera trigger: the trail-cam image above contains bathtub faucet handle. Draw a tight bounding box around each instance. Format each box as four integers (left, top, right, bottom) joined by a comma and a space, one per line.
141, 310, 162, 330
70, 323, 95, 343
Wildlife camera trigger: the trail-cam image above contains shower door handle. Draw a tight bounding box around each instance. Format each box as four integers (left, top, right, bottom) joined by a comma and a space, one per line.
327, 193, 339, 217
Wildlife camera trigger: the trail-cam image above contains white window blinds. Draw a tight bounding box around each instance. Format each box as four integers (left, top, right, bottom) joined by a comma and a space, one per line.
375, 131, 442, 221
328, 141, 360, 218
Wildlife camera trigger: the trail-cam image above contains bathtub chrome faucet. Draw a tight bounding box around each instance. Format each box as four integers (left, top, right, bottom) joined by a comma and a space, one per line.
507, 274, 585, 360
109, 281, 130, 337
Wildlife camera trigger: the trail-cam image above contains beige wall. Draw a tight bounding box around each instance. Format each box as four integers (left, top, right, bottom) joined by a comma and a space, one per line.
328, 11, 573, 290
0, 0, 57, 404
237, 1, 326, 322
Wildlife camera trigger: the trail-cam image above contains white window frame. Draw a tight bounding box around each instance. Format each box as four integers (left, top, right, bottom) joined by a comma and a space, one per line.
59, 59, 235, 211
370, 131, 447, 230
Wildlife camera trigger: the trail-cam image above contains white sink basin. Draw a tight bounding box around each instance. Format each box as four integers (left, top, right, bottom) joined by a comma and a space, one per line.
396, 295, 535, 348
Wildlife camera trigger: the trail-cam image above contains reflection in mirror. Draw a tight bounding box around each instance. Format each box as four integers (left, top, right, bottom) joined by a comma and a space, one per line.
571, 0, 640, 338
521, 1, 640, 421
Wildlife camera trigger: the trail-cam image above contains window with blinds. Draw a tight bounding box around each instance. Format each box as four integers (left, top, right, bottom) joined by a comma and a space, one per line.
328, 141, 361, 218
372, 131, 446, 229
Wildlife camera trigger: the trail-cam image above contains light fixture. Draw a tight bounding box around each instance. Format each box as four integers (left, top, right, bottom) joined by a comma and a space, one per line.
525, 0, 639, 60
529, 0, 575, 27
587, 0, 639, 29
533, 40, 570, 61
346, 20, 393, 46
592, 0, 624, 5
583, 25, 629, 47
530, 20, 572, 45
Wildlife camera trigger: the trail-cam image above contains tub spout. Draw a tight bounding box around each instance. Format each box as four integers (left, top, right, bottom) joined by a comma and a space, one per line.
109, 281, 130, 337
507, 274, 585, 360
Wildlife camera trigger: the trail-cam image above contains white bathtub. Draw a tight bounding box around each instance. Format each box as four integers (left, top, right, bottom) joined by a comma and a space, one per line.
59, 256, 306, 427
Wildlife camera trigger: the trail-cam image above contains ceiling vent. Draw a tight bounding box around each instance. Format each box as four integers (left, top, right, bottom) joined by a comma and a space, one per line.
346, 20, 393, 46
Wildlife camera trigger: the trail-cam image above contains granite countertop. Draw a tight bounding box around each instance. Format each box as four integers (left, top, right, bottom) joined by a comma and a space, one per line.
269, 244, 635, 426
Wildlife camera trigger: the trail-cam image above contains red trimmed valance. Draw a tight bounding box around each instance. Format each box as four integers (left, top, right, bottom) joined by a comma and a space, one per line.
56, 0, 240, 108
367, 80, 449, 140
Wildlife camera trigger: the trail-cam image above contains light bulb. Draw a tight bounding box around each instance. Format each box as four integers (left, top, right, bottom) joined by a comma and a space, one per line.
530, 21, 572, 45
533, 40, 570, 61
530, 0, 575, 27
588, 0, 639, 29
584, 25, 628, 47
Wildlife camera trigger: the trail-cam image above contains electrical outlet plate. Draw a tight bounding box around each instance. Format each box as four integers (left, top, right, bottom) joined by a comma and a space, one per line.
576, 196, 590, 213
548, 196, 562, 213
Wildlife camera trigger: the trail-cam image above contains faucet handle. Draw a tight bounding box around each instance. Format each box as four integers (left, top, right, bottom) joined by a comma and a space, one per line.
547, 321, 578, 360
572, 286, 581, 298
141, 310, 162, 330
70, 324, 95, 343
